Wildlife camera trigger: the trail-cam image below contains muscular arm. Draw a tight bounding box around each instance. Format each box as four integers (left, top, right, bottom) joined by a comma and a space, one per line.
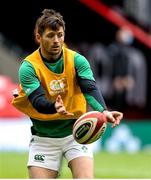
74, 53, 107, 112
78, 78, 107, 111
19, 61, 56, 114
74, 52, 123, 127
28, 86, 56, 114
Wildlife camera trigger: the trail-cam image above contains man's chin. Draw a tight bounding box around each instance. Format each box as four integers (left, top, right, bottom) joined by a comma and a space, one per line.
50, 52, 61, 59
51, 49, 61, 55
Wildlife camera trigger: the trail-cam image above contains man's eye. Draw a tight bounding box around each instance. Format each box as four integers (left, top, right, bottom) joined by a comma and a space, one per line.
58, 33, 64, 38
47, 34, 54, 38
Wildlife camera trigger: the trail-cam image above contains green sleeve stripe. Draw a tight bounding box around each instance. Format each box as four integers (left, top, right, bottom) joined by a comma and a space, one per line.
84, 93, 105, 112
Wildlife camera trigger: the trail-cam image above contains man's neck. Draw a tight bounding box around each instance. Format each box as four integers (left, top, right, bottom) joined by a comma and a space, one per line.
39, 49, 63, 63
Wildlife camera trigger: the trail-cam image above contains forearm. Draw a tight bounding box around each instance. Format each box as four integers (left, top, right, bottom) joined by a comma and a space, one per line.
78, 78, 107, 111
84, 93, 106, 112
28, 86, 57, 114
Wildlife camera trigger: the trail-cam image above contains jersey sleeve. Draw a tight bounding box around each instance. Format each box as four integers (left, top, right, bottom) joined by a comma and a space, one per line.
74, 52, 107, 112
74, 53, 95, 81
19, 61, 40, 96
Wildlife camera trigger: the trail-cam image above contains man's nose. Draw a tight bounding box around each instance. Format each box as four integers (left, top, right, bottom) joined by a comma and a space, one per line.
53, 35, 59, 42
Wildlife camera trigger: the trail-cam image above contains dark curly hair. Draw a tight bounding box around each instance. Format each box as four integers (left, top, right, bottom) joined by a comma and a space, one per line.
34, 9, 65, 36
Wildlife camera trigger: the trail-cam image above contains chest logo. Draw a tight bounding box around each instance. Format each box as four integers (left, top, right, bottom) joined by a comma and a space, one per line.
49, 78, 67, 95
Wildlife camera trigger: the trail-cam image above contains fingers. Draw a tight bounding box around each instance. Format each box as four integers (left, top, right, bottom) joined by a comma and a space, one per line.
56, 95, 63, 104
112, 111, 123, 119
107, 113, 115, 123
63, 111, 74, 116
111, 111, 123, 128
55, 95, 64, 110
103, 110, 115, 123
103, 110, 123, 128
55, 95, 74, 116
57, 106, 74, 116
111, 117, 121, 128
57, 108, 74, 116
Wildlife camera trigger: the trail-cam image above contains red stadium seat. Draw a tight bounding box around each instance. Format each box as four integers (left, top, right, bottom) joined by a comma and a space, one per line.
0, 75, 24, 118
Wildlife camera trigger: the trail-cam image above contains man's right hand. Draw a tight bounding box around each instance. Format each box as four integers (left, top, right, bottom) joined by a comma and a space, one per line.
55, 95, 74, 116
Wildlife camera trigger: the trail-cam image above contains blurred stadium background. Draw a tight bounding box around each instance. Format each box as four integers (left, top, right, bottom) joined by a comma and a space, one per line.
0, 0, 151, 178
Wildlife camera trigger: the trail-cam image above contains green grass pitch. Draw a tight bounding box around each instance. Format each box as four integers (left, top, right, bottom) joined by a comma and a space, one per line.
0, 151, 150, 178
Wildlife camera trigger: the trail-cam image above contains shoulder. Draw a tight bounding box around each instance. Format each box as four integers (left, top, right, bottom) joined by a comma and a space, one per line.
74, 52, 90, 68
74, 52, 95, 80
19, 60, 36, 77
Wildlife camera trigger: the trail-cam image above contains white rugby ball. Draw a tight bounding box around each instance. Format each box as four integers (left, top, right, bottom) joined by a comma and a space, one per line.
73, 111, 107, 144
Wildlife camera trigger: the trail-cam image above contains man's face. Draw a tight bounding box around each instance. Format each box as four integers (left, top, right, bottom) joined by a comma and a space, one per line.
37, 26, 65, 60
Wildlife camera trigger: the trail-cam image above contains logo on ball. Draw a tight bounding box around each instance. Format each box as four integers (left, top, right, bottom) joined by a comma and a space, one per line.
73, 111, 107, 144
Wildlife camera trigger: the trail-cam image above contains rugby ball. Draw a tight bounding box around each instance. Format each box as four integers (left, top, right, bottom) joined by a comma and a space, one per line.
73, 111, 107, 144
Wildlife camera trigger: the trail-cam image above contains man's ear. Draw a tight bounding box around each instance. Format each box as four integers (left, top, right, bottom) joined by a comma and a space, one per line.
35, 33, 41, 45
